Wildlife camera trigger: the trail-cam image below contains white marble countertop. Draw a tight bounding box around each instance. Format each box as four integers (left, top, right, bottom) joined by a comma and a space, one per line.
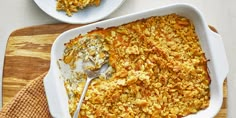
0, 0, 235, 117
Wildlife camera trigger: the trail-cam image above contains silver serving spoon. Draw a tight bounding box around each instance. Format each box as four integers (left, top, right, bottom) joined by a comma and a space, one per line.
73, 62, 108, 118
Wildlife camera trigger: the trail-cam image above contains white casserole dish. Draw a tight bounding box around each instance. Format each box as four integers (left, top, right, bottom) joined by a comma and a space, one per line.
44, 3, 229, 118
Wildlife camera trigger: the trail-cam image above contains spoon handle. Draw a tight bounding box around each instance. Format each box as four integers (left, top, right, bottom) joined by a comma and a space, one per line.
73, 78, 92, 118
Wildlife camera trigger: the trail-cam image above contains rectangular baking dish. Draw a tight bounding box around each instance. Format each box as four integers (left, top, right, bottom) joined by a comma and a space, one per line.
44, 3, 229, 118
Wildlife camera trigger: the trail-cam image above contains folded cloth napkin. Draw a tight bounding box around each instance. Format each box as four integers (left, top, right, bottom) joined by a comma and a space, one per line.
0, 73, 51, 118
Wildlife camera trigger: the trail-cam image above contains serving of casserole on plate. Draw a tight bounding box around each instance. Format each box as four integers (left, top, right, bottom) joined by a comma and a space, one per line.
44, 3, 229, 118
34, 0, 126, 24
56, 0, 102, 17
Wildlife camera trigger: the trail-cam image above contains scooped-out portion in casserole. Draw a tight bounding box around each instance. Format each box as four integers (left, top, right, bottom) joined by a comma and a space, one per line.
62, 13, 210, 118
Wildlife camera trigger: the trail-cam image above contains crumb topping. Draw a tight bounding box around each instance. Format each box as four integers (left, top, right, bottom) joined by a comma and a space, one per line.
62, 14, 210, 118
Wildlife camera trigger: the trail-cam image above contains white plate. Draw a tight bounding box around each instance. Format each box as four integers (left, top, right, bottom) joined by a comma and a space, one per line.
44, 3, 229, 118
34, 0, 126, 24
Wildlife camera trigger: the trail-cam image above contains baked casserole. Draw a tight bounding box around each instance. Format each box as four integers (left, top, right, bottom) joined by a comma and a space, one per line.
62, 13, 210, 118
56, 0, 101, 16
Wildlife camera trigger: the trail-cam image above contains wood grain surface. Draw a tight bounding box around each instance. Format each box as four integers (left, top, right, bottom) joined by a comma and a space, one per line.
2, 24, 227, 117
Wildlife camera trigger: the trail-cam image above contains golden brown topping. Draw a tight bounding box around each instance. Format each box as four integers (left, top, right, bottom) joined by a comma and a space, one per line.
63, 14, 210, 117
56, 0, 101, 16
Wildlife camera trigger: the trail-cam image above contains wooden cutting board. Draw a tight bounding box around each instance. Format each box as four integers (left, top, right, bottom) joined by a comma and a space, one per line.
2, 24, 227, 117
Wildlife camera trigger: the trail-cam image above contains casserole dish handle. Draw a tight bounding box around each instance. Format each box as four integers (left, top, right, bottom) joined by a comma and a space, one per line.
208, 29, 229, 84
44, 69, 71, 118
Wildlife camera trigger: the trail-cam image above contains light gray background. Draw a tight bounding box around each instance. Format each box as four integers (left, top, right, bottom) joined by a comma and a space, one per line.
0, 0, 235, 117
